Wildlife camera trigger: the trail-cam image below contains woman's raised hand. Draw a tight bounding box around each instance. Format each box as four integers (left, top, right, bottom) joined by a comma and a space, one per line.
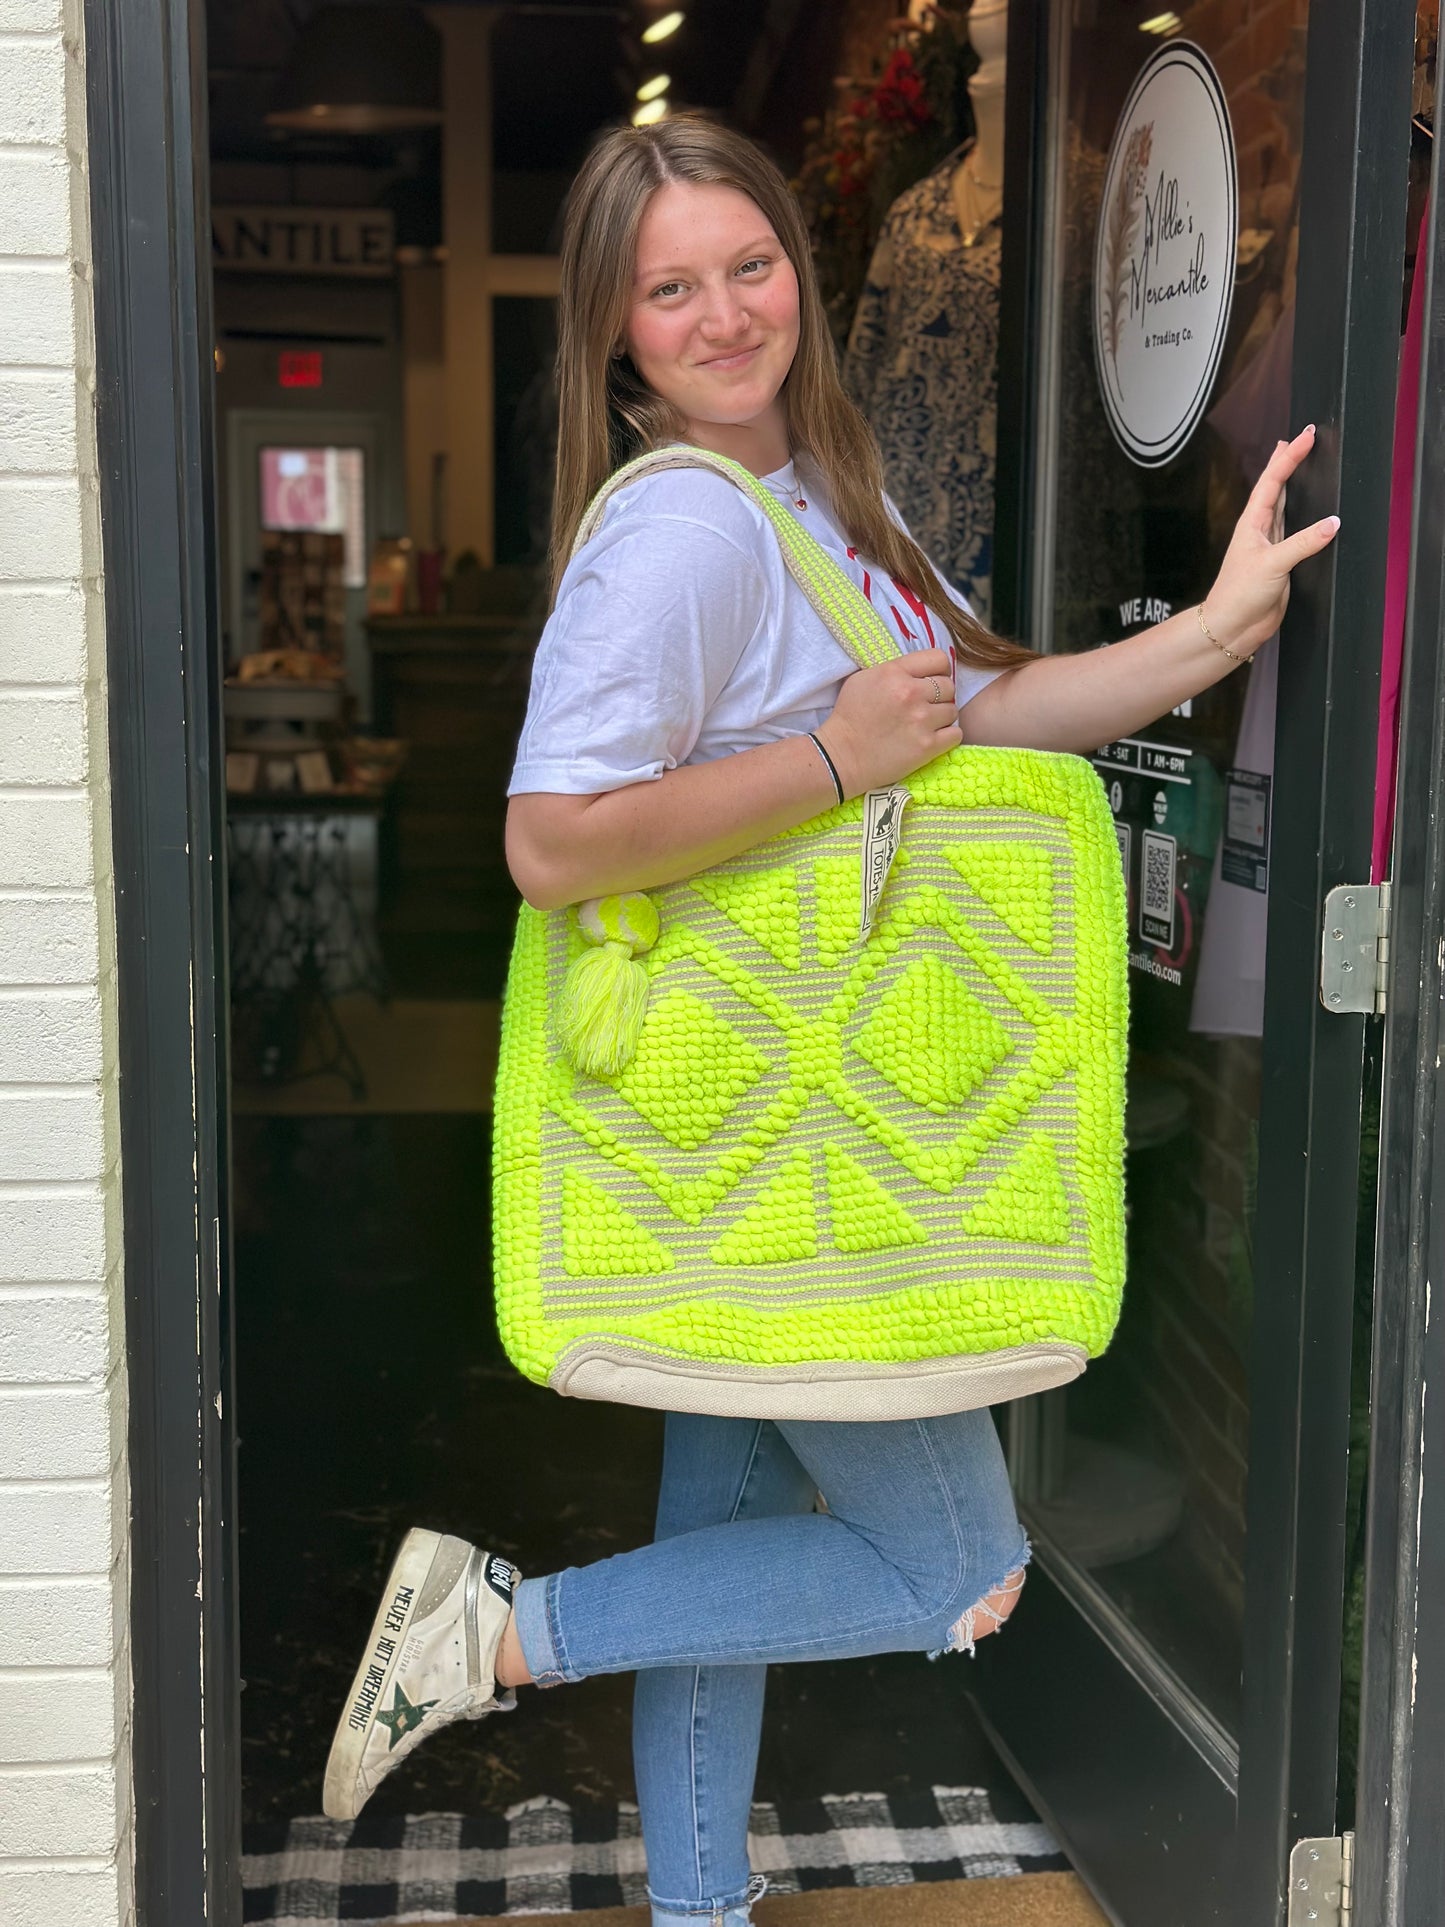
815, 650, 962, 799
1201, 424, 1340, 659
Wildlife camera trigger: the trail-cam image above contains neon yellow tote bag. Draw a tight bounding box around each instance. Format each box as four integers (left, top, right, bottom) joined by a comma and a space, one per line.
492, 447, 1129, 1420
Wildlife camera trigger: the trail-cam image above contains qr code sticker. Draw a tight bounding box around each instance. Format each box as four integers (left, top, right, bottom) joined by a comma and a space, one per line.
1140, 830, 1176, 948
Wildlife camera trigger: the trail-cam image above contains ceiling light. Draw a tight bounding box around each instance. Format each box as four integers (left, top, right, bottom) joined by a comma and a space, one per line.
266, 5, 442, 135
637, 73, 671, 102
642, 11, 685, 45
1139, 10, 1182, 32
633, 97, 669, 126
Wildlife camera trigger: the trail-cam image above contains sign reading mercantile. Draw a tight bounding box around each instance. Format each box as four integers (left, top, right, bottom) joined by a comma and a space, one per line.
213, 206, 395, 277
1093, 42, 1237, 468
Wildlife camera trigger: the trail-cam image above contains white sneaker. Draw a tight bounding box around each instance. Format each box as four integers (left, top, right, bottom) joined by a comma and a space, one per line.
323, 1528, 519, 1821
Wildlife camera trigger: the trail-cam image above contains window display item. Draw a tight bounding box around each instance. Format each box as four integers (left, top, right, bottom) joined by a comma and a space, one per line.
236, 646, 344, 684
842, 1, 1009, 624
492, 447, 1129, 1421
259, 445, 366, 586
222, 661, 346, 796
843, 157, 1002, 624
791, 10, 983, 348
226, 750, 260, 794
415, 548, 444, 616
366, 536, 412, 616
295, 748, 334, 794
258, 529, 346, 657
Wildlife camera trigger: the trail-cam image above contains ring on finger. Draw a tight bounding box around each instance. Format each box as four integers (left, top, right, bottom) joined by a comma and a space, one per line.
926, 676, 947, 705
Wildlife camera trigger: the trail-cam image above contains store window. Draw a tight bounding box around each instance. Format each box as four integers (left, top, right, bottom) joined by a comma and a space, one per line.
1012, 0, 1313, 1737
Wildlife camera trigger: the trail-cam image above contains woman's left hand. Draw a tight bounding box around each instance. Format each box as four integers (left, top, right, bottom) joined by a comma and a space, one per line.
1201, 424, 1340, 658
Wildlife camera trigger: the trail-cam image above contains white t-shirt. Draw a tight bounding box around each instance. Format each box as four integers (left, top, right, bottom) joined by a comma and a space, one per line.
508, 445, 1000, 797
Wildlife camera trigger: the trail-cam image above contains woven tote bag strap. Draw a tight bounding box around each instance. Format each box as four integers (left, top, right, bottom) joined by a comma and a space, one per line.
570, 445, 903, 673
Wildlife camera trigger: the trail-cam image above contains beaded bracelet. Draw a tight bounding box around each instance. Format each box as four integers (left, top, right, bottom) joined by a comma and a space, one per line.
1197, 602, 1249, 665
806, 731, 845, 805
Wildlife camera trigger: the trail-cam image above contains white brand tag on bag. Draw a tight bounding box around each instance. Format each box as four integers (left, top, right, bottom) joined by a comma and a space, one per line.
860, 786, 910, 939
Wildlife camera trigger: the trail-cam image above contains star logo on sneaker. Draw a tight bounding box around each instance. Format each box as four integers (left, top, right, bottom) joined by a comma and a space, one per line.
375, 1681, 437, 1750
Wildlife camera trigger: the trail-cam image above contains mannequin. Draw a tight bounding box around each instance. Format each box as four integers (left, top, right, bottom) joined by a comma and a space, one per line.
842, 0, 1009, 619
951, 0, 1007, 244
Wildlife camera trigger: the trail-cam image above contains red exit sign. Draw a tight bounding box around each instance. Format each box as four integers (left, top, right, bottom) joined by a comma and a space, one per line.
278, 350, 323, 388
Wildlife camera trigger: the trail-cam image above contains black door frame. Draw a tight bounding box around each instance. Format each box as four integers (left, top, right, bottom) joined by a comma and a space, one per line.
979, 2, 1417, 1923
84, 0, 239, 1920
80, 1, 1437, 1924
1233, 0, 1414, 1905
1353, 140, 1445, 1927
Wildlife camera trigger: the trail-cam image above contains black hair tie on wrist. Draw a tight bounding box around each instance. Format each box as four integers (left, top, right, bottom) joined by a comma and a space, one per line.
807, 731, 845, 805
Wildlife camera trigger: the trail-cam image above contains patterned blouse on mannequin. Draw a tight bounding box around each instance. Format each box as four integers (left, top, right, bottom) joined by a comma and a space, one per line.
842, 155, 1002, 626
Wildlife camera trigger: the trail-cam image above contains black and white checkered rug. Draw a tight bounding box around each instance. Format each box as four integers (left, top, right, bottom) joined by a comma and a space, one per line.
242, 1787, 1065, 1922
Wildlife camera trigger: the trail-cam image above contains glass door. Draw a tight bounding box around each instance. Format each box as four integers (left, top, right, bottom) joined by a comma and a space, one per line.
973, 3, 1417, 1921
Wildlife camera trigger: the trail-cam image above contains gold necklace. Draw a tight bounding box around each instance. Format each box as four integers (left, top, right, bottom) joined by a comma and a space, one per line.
953, 152, 1003, 247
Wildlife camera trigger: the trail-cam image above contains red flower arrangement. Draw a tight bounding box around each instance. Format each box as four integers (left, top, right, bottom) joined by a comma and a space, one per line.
791, 10, 976, 349
870, 48, 934, 128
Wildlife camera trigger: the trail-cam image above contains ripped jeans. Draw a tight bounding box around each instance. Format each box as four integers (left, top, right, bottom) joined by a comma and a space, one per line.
512, 1409, 1029, 1927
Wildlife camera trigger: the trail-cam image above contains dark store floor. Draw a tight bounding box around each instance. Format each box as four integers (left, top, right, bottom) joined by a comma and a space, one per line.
232, 1107, 1033, 1833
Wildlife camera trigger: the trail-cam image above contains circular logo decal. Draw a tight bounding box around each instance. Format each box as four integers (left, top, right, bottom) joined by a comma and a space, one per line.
1093, 42, 1237, 468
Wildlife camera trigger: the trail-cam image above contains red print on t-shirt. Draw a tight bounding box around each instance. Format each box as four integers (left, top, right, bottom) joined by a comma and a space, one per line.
844, 551, 955, 672
892, 578, 936, 646
846, 547, 917, 642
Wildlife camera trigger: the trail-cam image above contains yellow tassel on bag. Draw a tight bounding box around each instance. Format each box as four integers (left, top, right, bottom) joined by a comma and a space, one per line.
555, 892, 661, 1076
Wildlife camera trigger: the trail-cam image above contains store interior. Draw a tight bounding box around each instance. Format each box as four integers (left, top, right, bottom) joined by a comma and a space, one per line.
212, 0, 1438, 1913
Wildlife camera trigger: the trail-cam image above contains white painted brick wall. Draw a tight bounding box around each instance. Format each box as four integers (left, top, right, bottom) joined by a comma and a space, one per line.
0, 1, 133, 1922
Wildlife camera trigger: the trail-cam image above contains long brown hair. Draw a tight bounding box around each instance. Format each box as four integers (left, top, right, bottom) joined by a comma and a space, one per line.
549, 111, 1030, 672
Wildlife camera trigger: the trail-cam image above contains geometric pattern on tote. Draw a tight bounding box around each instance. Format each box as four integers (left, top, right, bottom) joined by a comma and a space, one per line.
491, 445, 1129, 1406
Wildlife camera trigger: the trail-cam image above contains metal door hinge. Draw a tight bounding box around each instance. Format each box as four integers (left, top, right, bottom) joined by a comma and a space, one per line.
1320, 883, 1390, 1015
1288, 1831, 1353, 1926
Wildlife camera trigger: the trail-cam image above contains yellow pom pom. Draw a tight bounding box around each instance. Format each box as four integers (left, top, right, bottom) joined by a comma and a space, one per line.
556, 893, 660, 1075
576, 892, 659, 954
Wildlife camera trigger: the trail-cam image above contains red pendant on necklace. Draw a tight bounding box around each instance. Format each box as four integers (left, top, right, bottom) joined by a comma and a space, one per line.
794, 495, 807, 510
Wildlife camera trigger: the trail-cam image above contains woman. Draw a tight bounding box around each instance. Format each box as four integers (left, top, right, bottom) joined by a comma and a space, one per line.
323, 114, 1338, 1923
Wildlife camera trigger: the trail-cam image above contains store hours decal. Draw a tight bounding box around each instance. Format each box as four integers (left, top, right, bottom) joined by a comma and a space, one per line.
1093, 41, 1237, 467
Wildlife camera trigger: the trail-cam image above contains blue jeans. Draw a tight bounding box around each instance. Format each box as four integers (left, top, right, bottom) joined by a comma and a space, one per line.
512, 1409, 1028, 1927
